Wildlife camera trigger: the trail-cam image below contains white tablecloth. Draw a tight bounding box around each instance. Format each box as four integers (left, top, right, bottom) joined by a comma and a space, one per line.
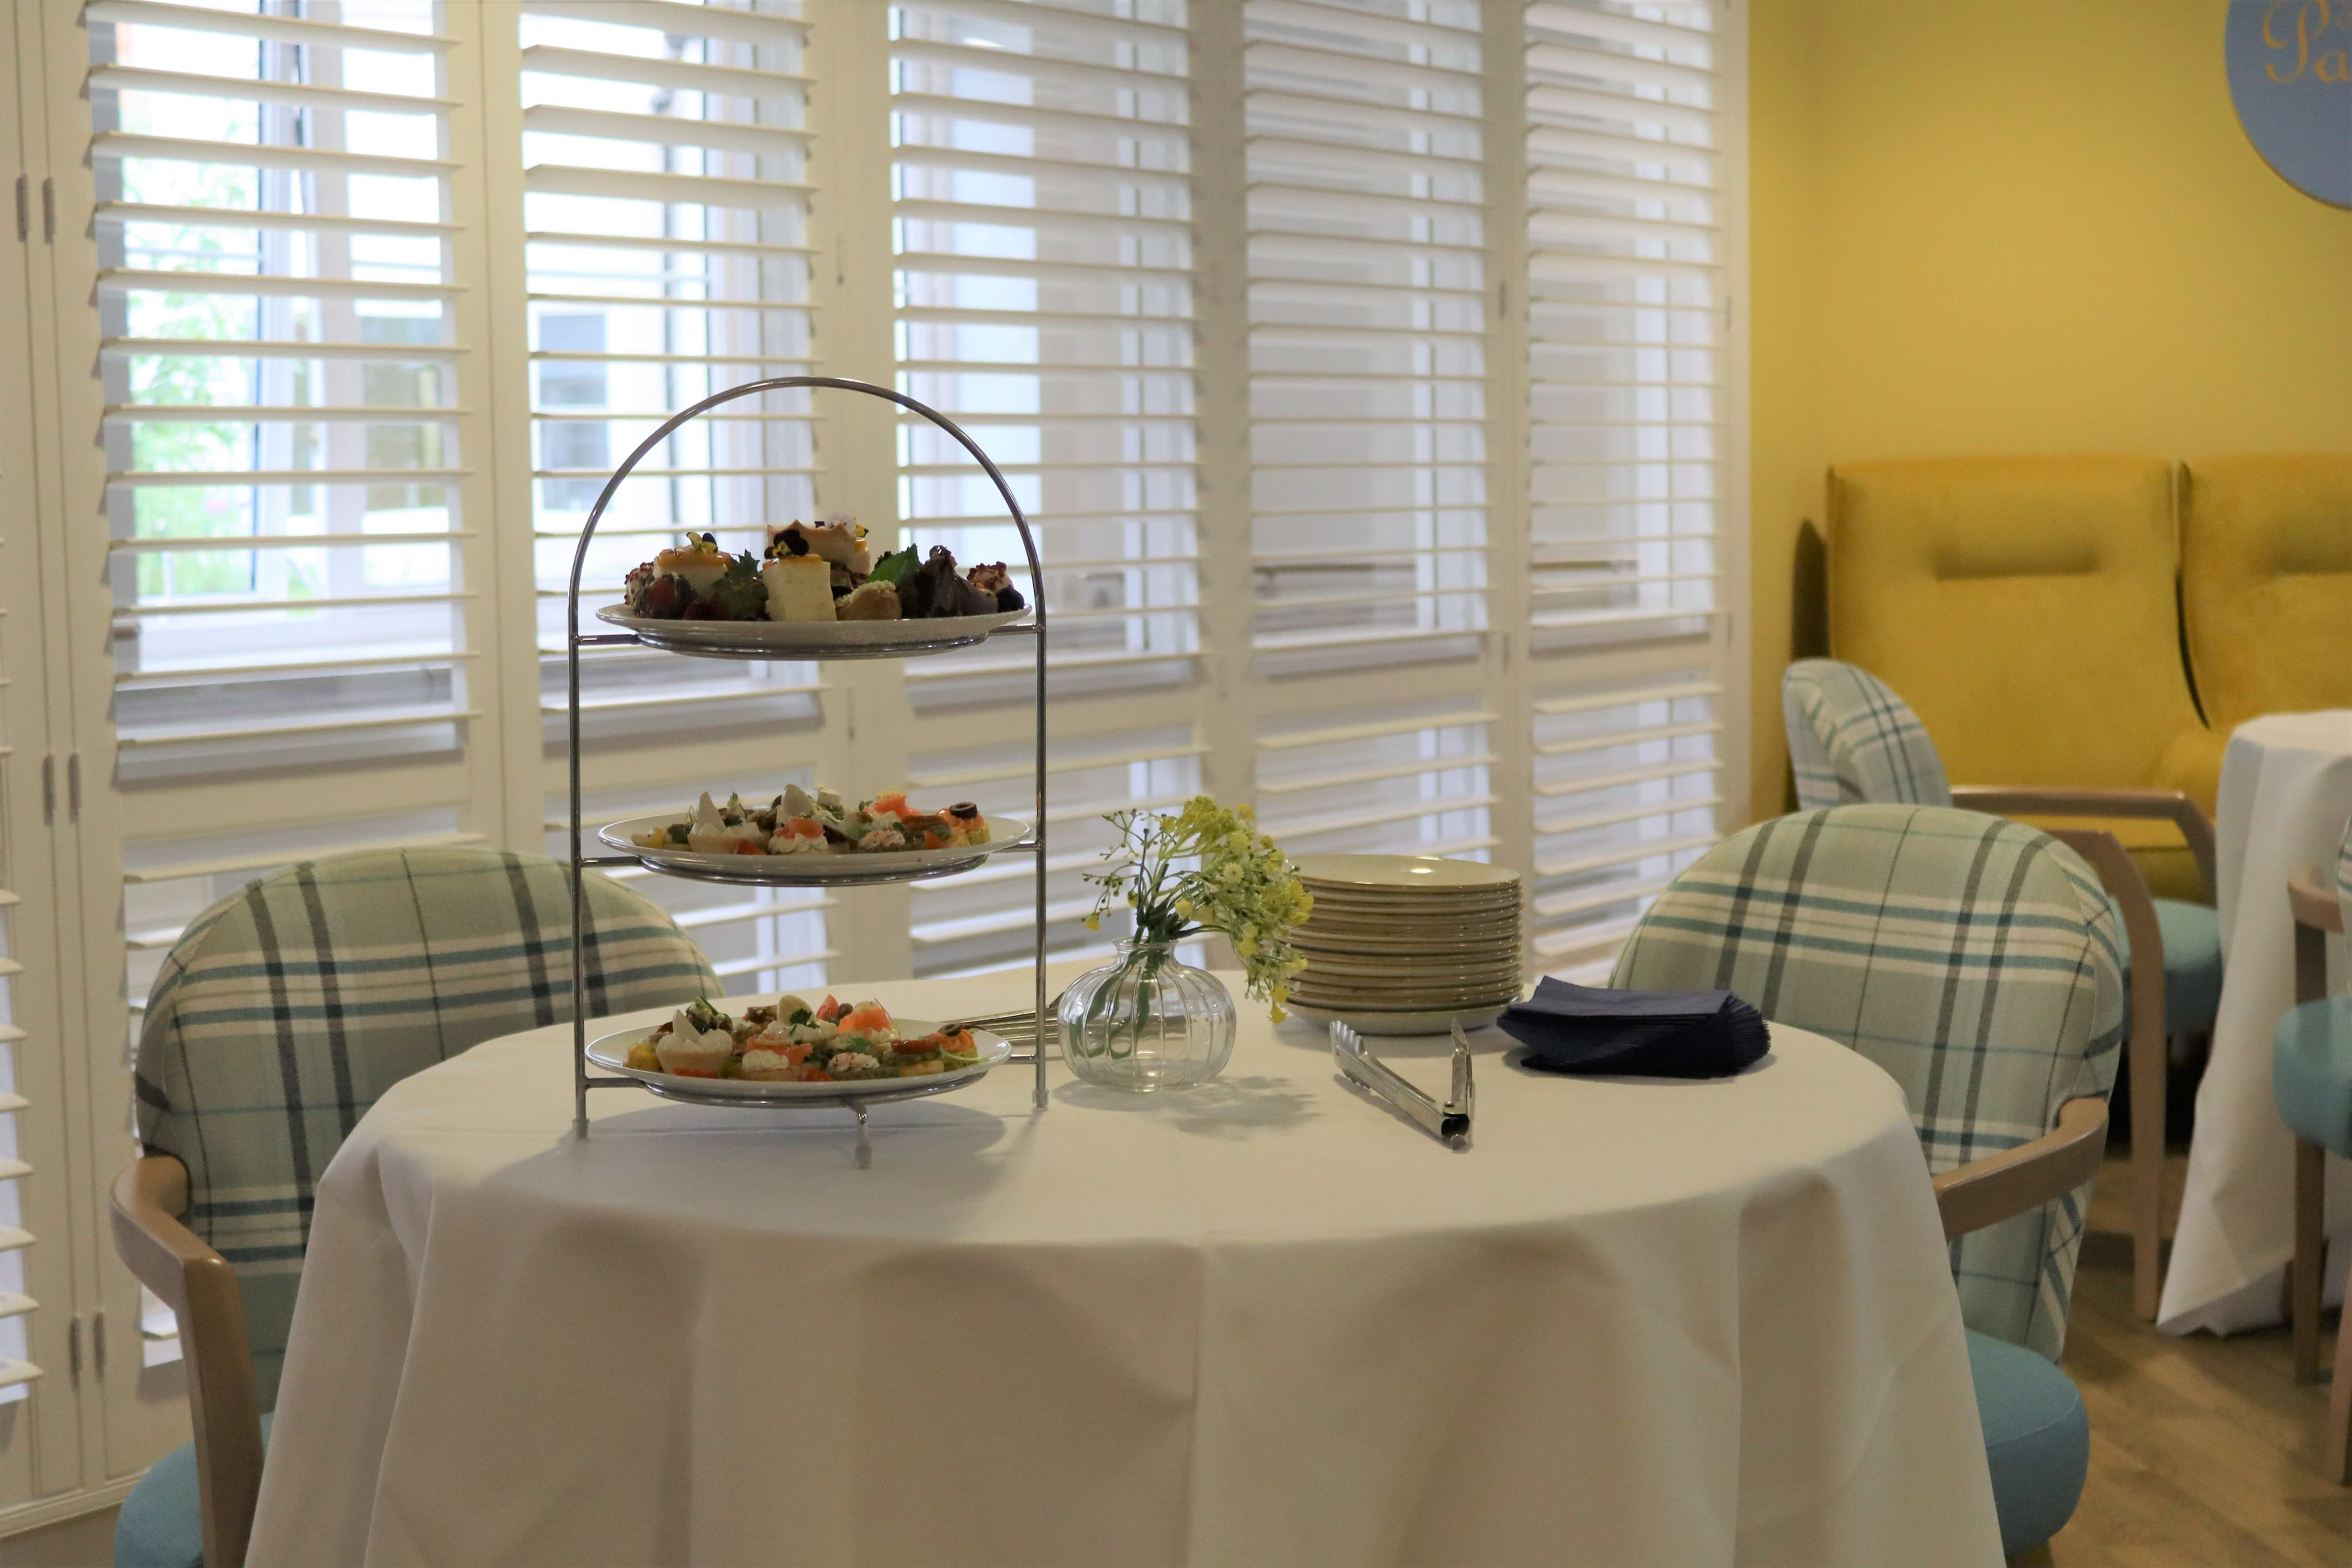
2160, 712, 2352, 1333
247, 974, 2001, 1567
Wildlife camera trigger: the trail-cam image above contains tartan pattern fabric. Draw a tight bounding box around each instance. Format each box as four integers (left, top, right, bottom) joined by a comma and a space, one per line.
1611, 805, 2124, 1360
1782, 658, 1953, 810
134, 847, 719, 1408
2340, 815, 2352, 940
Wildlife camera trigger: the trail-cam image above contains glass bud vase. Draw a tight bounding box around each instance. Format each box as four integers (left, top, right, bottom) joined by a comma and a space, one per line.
1057, 938, 1237, 1092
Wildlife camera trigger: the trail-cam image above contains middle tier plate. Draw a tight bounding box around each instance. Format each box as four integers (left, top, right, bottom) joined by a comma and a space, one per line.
600, 814, 1033, 885
596, 603, 1028, 660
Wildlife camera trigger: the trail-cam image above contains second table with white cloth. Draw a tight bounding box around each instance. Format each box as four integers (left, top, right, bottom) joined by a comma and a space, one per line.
2160, 710, 2352, 1333
246, 974, 2003, 1567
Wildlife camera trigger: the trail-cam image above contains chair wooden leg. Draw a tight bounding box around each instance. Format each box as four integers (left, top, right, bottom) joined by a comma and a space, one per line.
2295, 1139, 2326, 1384
2329, 1246, 2352, 1485
2130, 1016, 2166, 1321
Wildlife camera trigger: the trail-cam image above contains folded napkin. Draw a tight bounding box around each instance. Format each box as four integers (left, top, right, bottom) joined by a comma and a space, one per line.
1499, 978, 1770, 1079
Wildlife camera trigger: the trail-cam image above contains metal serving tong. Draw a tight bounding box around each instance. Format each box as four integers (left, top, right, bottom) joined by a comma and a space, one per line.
951, 995, 1065, 1063
1330, 1021, 1474, 1149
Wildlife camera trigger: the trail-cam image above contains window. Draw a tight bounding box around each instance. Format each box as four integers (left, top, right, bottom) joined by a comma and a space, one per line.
1, 0, 1745, 1514
1520, 0, 1732, 976
889, 0, 1209, 976
516, 0, 829, 997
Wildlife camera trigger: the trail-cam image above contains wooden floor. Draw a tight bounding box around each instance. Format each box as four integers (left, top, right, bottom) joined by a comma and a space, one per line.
2031, 1151, 2352, 1566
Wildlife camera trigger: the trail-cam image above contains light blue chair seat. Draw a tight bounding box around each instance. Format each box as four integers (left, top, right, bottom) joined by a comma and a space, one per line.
2111, 896, 2224, 1038
2274, 995, 2352, 1157
1967, 1331, 2090, 1559
116, 1415, 274, 1568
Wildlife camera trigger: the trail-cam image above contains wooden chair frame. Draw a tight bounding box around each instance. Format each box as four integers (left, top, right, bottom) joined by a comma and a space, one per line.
111, 1153, 264, 1568
1934, 1096, 2111, 1243
1954, 786, 2218, 1322
2283, 869, 2352, 1483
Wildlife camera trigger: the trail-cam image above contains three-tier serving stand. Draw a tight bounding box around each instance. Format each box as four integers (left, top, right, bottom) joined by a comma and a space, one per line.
562, 376, 1049, 1162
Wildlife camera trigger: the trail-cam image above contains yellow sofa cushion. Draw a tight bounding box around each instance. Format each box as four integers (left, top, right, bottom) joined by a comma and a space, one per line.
2180, 454, 2352, 731
1829, 456, 2219, 898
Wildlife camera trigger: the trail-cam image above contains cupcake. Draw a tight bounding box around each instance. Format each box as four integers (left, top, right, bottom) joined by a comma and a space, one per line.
654, 1008, 734, 1077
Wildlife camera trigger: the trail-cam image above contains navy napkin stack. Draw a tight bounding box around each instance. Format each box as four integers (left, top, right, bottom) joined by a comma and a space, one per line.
1498, 978, 1770, 1079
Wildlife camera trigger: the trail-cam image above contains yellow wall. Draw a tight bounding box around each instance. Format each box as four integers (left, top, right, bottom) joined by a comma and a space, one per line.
1746, 0, 2352, 820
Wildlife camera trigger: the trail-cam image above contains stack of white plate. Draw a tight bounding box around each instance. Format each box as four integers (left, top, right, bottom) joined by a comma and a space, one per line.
1287, 854, 1523, 1035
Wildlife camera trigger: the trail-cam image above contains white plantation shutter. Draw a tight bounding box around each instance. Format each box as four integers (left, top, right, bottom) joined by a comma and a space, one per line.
887, 0, 1207, 974
1519, 1, 1732, 977
4, 2, 1751, 1512
64, 0, 510, 1046
511, 0, 831, 995
1238, 0, 1497, 868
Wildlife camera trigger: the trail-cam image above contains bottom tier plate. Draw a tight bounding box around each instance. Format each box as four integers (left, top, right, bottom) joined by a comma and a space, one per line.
586, 1020, 1012, 1102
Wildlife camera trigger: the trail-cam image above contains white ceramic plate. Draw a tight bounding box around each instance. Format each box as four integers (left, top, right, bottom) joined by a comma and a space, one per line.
1302, 896, 1519, 916
600, 814, 1030, 884
586, 1018, 1012, 1100
596, 603, 1028, 659
1294, 929, 1521, 957
1296, 956, 1520, 985
1292, 983, 1524, 1009
1298, 914, 1521, 940
1287, 999, 1514, 1036
1295, 854, 1521, 892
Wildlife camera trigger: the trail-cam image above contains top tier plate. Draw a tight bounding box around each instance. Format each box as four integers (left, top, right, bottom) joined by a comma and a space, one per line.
595, 603, 1030, 660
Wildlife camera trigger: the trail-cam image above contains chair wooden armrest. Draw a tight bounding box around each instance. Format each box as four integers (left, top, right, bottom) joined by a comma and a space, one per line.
111, 1154, 264, 1568
2037, 825, 2168, 1317
1934, 1098, 2111, 1241
2288, 872, 2342, 937
2289, 870, 2340, 1009
1951, 785, 2218, 902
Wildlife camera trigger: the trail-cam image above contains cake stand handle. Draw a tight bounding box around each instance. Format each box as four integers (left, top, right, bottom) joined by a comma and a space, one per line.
851, 1102, 872, 1169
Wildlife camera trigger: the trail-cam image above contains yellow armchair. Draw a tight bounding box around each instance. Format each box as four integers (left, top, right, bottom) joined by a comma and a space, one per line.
1828, 455, 2223, 902
2181, 454, 2352, 731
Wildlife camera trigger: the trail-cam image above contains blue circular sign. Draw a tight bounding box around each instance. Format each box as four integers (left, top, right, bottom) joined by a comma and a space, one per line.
2227, 0, 2352, 206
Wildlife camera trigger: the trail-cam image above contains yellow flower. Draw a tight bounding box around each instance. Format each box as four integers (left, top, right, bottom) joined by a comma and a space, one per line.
1083, 912, 1100, 931
1175, 897, 1195, 918
1237, 934, 1257, 957
1268, 1005, 1288, 1023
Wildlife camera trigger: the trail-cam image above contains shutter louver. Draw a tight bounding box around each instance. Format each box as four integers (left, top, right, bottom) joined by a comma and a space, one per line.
1521, 0, 1726, 976
889, 0, 1206, 974
1245, 0, 1488, 672
74, 0, 511, 1076
0, 873, 34, 1397
889, 0, 1199, 696
1239, 0, 1496, 868
517, 0, 831, 995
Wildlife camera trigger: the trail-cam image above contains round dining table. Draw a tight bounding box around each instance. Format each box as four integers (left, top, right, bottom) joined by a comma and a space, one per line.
244, 973, 2002, 1567
2160, 710, 2352, 1334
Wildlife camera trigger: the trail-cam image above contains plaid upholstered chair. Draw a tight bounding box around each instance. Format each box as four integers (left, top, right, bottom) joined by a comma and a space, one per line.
1784, 657, 2215, 1323
108, 848, 720, 1568
1615, 804, 2124, 1557
2277, 820, 2352, 1482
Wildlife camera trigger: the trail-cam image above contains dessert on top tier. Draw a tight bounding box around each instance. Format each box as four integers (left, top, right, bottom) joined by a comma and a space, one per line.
622, 519, 1025, 624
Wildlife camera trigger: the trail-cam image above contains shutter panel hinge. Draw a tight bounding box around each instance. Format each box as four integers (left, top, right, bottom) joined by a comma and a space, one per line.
67, 1316, 81, 1385
93, 1309, 107, 1377
12, 176, 25, 243
67, 752, 81, 821
40, 755, 54, 825
41, 177, 55, 243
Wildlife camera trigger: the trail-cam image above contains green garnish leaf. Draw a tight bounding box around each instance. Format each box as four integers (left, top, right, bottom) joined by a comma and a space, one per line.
870, 545, 918, 586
